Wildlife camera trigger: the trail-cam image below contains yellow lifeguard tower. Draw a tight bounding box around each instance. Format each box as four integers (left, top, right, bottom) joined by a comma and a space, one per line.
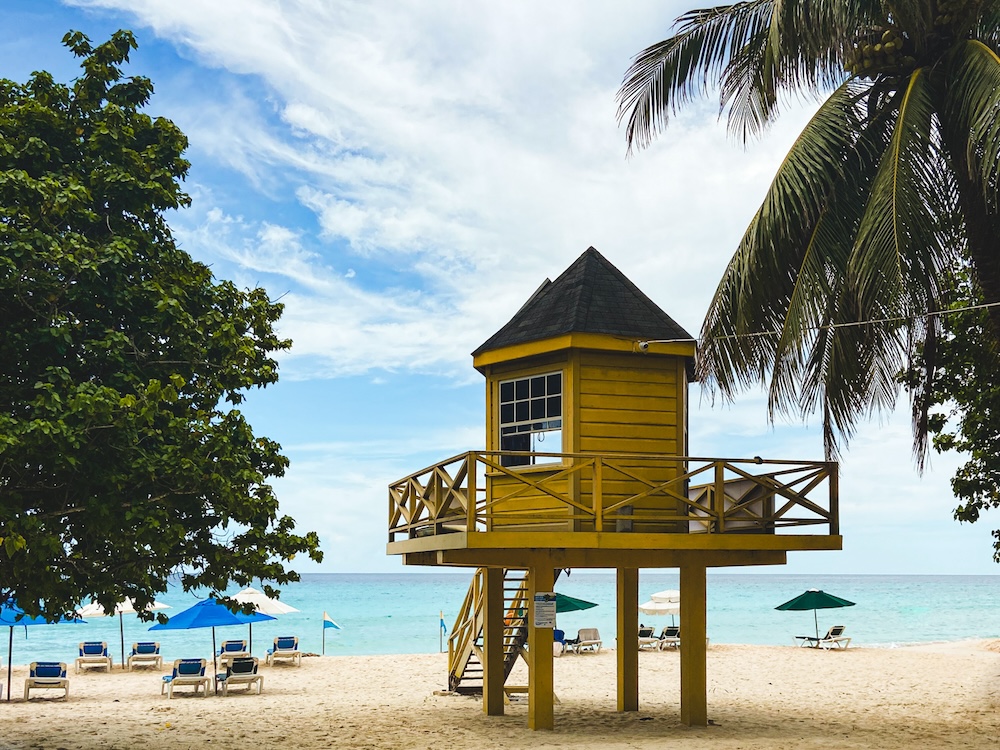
387, 247, 841, 729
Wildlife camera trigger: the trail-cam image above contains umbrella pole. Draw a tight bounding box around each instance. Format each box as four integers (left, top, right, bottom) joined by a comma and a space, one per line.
212, 627, 218, 695
6, 626, 12, 702
119, 612, 126, 670
249, 622, 253, 655
814, 609, 819, 640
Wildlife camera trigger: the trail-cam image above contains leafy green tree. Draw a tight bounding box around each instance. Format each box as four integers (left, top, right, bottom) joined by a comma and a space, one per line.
903, 270, 1000, 558
617, 1, 1000, 459
0, 30, 321, 619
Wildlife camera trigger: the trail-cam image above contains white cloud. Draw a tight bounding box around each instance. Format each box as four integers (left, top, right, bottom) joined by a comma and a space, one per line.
75, 0, 816, 379
58, 0, 997, 575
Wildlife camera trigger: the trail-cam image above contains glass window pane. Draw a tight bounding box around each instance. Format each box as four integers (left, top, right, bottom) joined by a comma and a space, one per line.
530, 376, 545, 397
515, 379, 529, 399
530, 398, 545, 419
547, 395, 561, 417
500, 381, 514, 403
501, 433, 531, 466
502, 433, 531, 452
501, 453, 531, 467
515, 402, 529, 422
500, 404, 514, 424
547, 373, 561, 394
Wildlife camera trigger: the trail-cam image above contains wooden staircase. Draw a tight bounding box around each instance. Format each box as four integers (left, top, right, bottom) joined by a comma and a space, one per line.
447, 568, 561, 694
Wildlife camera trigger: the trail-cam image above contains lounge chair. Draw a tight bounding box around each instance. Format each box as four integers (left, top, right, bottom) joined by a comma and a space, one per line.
217, 639, 249, 667
795, 625, 851, 650
568, 628, 602, 653
74, 641, 112, 673
553, 629, 566, 657
638, 626, 660, 651
657, 625, 681, 650
215, 656, 263, 696
24, 662, 69, 700
265, 635, 301, 667
161, 658, 211, 698
127, 642, 162, 671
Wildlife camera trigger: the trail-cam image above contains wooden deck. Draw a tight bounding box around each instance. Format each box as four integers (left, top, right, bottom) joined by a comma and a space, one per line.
388, 451, 841, 562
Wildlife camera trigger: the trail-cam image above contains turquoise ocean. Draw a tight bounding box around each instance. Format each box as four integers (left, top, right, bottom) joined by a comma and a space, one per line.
7, 573, 1000, 667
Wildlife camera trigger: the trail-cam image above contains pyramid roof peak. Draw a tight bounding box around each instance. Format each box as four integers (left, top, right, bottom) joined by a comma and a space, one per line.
472, 246, 693, 357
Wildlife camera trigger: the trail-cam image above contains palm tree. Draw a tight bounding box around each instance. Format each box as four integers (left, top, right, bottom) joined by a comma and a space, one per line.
617, 1, 1000, 459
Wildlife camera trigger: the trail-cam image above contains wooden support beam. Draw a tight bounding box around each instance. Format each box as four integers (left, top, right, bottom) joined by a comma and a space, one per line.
428, 548, 786, 569
679, 563, 708, 726
482, 567, 505, 716
388, 530, 841, 558
616, 567, 639, 712
527, 564, 555, 730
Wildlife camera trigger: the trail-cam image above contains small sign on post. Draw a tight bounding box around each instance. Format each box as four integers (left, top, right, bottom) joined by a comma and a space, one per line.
533, 592, 557, 628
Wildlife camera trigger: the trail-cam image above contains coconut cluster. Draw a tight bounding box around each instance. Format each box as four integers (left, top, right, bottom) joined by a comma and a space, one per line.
934, 0, 970, 27
844, 27, 916, 78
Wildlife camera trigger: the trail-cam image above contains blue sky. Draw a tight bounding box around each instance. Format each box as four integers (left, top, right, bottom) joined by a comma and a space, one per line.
3, 1, 995, 576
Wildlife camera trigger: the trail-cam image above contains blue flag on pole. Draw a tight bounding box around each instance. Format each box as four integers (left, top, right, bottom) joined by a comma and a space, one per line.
439, 611, 447, 634
323, 611, 341, 630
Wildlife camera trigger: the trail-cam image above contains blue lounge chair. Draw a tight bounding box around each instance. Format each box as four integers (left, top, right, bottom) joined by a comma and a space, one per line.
217, 639, 249, 668
553, 629, 566, 657
127, 642, 162, 671
75, 641, 112, 673
266, 636, 301, 667
161, 658, 211, 698
25, 662, 69, 700
216, 656, 263, 696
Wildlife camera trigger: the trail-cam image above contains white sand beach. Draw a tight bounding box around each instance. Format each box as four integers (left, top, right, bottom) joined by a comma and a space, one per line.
3, 641, 999, 749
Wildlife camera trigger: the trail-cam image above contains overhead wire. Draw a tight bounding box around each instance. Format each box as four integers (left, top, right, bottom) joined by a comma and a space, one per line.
639, 299, 1000, 346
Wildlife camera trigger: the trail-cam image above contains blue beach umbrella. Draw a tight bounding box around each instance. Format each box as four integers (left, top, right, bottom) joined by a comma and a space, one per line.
0, 602, 84, 702
149, 598, 275, 691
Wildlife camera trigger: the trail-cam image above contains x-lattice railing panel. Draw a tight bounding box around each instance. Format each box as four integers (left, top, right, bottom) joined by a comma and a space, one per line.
388, 452, 837, 542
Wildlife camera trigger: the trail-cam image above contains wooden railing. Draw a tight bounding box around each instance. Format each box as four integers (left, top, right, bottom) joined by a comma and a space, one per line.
388, 452, 838, 542
447, 568, 561, 693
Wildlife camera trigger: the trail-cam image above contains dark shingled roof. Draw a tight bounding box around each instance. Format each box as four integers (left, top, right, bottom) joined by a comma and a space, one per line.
473, 247, 693, 356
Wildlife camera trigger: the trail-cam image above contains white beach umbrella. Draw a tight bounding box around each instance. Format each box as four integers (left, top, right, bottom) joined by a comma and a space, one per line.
650, 589, 680, 603
640, 590, 681, 628
76, 597, 171, 669
232, 587, 299, 652
232, 587, 299, 616
638, 600, 680, 616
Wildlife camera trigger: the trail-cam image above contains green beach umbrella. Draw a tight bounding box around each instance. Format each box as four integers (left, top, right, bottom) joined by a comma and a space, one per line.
775, 589, 855, 640
554, 593, 598, 613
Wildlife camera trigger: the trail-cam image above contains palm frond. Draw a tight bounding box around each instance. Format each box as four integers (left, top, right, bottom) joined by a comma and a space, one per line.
618, 1, 776, 152
800, 286, 907, 458
908, 312, 940, 469
767, 129, 883, 424
976, 2, 1000, 47
945, 39, 1000, 203
851, 69, 951, 322
698, 81, 876, 398
619, 0, 884, 150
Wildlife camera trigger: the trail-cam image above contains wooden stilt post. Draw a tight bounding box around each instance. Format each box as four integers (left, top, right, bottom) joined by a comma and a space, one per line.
679, 563, 708, 726
483, 567, 505, 716
527, 564, 555, 730
617, 567, 639, 711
